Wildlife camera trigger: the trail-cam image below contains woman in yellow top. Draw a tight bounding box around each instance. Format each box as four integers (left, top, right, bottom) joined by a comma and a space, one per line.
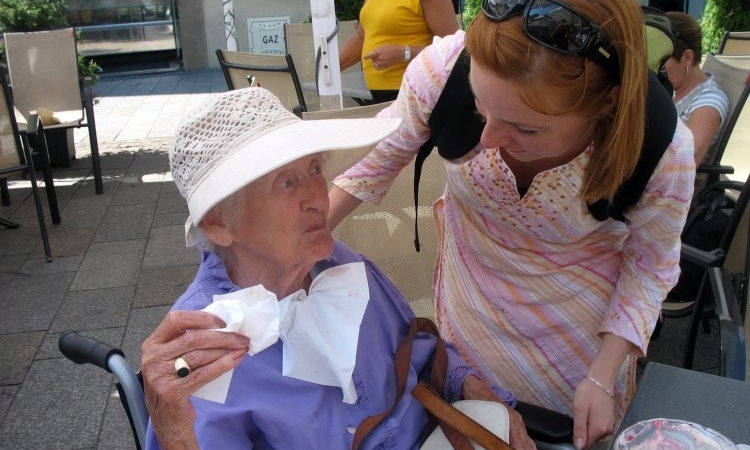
339, 0, 459, 103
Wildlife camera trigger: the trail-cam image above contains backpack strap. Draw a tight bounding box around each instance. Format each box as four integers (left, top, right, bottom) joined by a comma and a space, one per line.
413, 50, 481, 251
414, 53, 676, 247
587, 71, 677, 221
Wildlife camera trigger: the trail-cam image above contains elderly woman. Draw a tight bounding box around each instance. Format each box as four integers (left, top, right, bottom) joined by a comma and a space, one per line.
140, 87, 535, 450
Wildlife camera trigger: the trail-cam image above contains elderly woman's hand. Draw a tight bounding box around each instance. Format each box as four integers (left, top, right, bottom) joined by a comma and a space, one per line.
141, 310, 250, 450
461, 376, 536, 450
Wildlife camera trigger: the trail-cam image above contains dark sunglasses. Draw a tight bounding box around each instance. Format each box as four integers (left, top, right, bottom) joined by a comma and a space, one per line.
481, 0, 619, 73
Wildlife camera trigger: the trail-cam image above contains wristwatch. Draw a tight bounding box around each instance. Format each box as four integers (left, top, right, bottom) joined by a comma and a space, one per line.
404, 46, 412, 62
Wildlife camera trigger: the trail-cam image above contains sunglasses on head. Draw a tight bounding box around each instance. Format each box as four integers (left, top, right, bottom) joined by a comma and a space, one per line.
481, 0, 619, 74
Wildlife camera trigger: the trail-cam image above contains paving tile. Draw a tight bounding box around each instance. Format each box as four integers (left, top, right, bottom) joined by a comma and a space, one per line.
0, 359, 111, 450
71, 176, 123, 201
98, 152, 136, 171
50, 286, 136, 333
0, 272, 75, 334
69, 240, 147, 291
7, 189, 67, 222
154, 190, 187, 216
159, 179, 179, 193
142, 225, 199, 270
98, 392, 141, 450
18, 255, 82, 275
93, 202, 156, 242
134, 264, 197, 307
151, 211, 189, 228
51, 166, 92, 185
0, 385, 19, 424
0, 216, 46, 256
111, 176, 163, 205
0, 255, 26, 273
58, 194, 113, 229
0, 332, 45, 385
30, 227, 96, 259
125, 159, 171, 178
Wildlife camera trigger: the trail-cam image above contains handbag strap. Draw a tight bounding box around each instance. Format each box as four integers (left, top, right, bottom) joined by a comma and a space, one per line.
352, 317, 515, 450
351, 318, 419, 450
413, 382, 515, 450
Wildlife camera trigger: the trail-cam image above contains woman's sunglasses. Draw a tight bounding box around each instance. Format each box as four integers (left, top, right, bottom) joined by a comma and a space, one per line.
481, 0, 619, 74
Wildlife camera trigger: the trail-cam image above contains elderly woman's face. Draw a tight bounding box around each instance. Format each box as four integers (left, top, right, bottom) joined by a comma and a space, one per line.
225, 153, 333, 273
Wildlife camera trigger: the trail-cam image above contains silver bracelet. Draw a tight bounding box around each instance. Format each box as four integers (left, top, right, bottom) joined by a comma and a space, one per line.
585, 375, 615, 399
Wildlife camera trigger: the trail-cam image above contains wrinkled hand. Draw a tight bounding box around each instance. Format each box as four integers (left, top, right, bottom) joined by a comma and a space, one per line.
364, 45, 407, 70
141, 310, 250, 450
461, 376, 536, 450
572, 378, 616, 449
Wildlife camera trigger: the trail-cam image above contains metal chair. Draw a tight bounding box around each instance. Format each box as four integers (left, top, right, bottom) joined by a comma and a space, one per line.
693, 267, 747, 381
0, 70, 54, 261
3, 28, 103, 194
718, 30, 750, 56
666, 175, 750, 377
215, 49, 306, 113
661, 174, 750, 319
695, 54, 750, 191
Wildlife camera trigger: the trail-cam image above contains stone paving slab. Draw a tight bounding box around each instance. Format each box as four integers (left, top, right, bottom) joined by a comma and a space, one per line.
0, 272, 75, 334
0, 359, 112, 450
69, 239, 147, 291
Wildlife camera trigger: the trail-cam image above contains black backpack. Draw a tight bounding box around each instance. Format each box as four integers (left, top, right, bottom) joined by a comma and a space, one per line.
669, 184, 735, 300
410, 50, 678, 250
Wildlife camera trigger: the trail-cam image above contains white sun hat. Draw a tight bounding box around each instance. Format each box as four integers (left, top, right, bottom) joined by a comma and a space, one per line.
169, 87, 401, 247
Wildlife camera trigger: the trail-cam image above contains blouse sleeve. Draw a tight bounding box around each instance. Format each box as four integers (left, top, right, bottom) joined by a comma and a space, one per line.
332, 31, 466, 204
599, 119, 696, 355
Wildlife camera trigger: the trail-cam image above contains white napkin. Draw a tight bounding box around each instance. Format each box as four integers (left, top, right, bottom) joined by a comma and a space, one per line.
191, 262, 370, 404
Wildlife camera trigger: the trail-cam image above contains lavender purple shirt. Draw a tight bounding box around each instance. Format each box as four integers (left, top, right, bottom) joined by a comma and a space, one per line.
145, 241, 503, 450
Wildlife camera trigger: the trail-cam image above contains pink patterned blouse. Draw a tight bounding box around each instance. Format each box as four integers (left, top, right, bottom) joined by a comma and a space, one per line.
333, 31, 696, 418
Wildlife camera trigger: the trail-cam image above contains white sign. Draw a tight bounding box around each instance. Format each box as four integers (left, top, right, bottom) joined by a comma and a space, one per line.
247, 16, 290, 54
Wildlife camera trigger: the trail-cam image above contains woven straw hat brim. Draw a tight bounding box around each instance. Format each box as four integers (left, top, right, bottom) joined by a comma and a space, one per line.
186, 116, 401, 228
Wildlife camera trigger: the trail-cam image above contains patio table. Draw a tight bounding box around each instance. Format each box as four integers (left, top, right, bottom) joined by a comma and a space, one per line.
612, 362, 750, 448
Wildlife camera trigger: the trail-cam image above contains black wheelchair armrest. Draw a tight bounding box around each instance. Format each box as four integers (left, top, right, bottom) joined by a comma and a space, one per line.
680, 243, 725, 268
516, 400, 574, 443
697, 164, 734, 175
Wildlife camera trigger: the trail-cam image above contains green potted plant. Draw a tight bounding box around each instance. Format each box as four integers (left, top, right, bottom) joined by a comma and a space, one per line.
0, 0, 69, 31
0, 0, 100, 82
701, 0, 750, 54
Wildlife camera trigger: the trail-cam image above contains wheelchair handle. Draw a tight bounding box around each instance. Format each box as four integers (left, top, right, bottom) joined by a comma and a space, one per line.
58, 330, 124, 373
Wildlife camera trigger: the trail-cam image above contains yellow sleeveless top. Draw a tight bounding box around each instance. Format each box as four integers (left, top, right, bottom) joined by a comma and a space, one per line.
359, 0, 434, 90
